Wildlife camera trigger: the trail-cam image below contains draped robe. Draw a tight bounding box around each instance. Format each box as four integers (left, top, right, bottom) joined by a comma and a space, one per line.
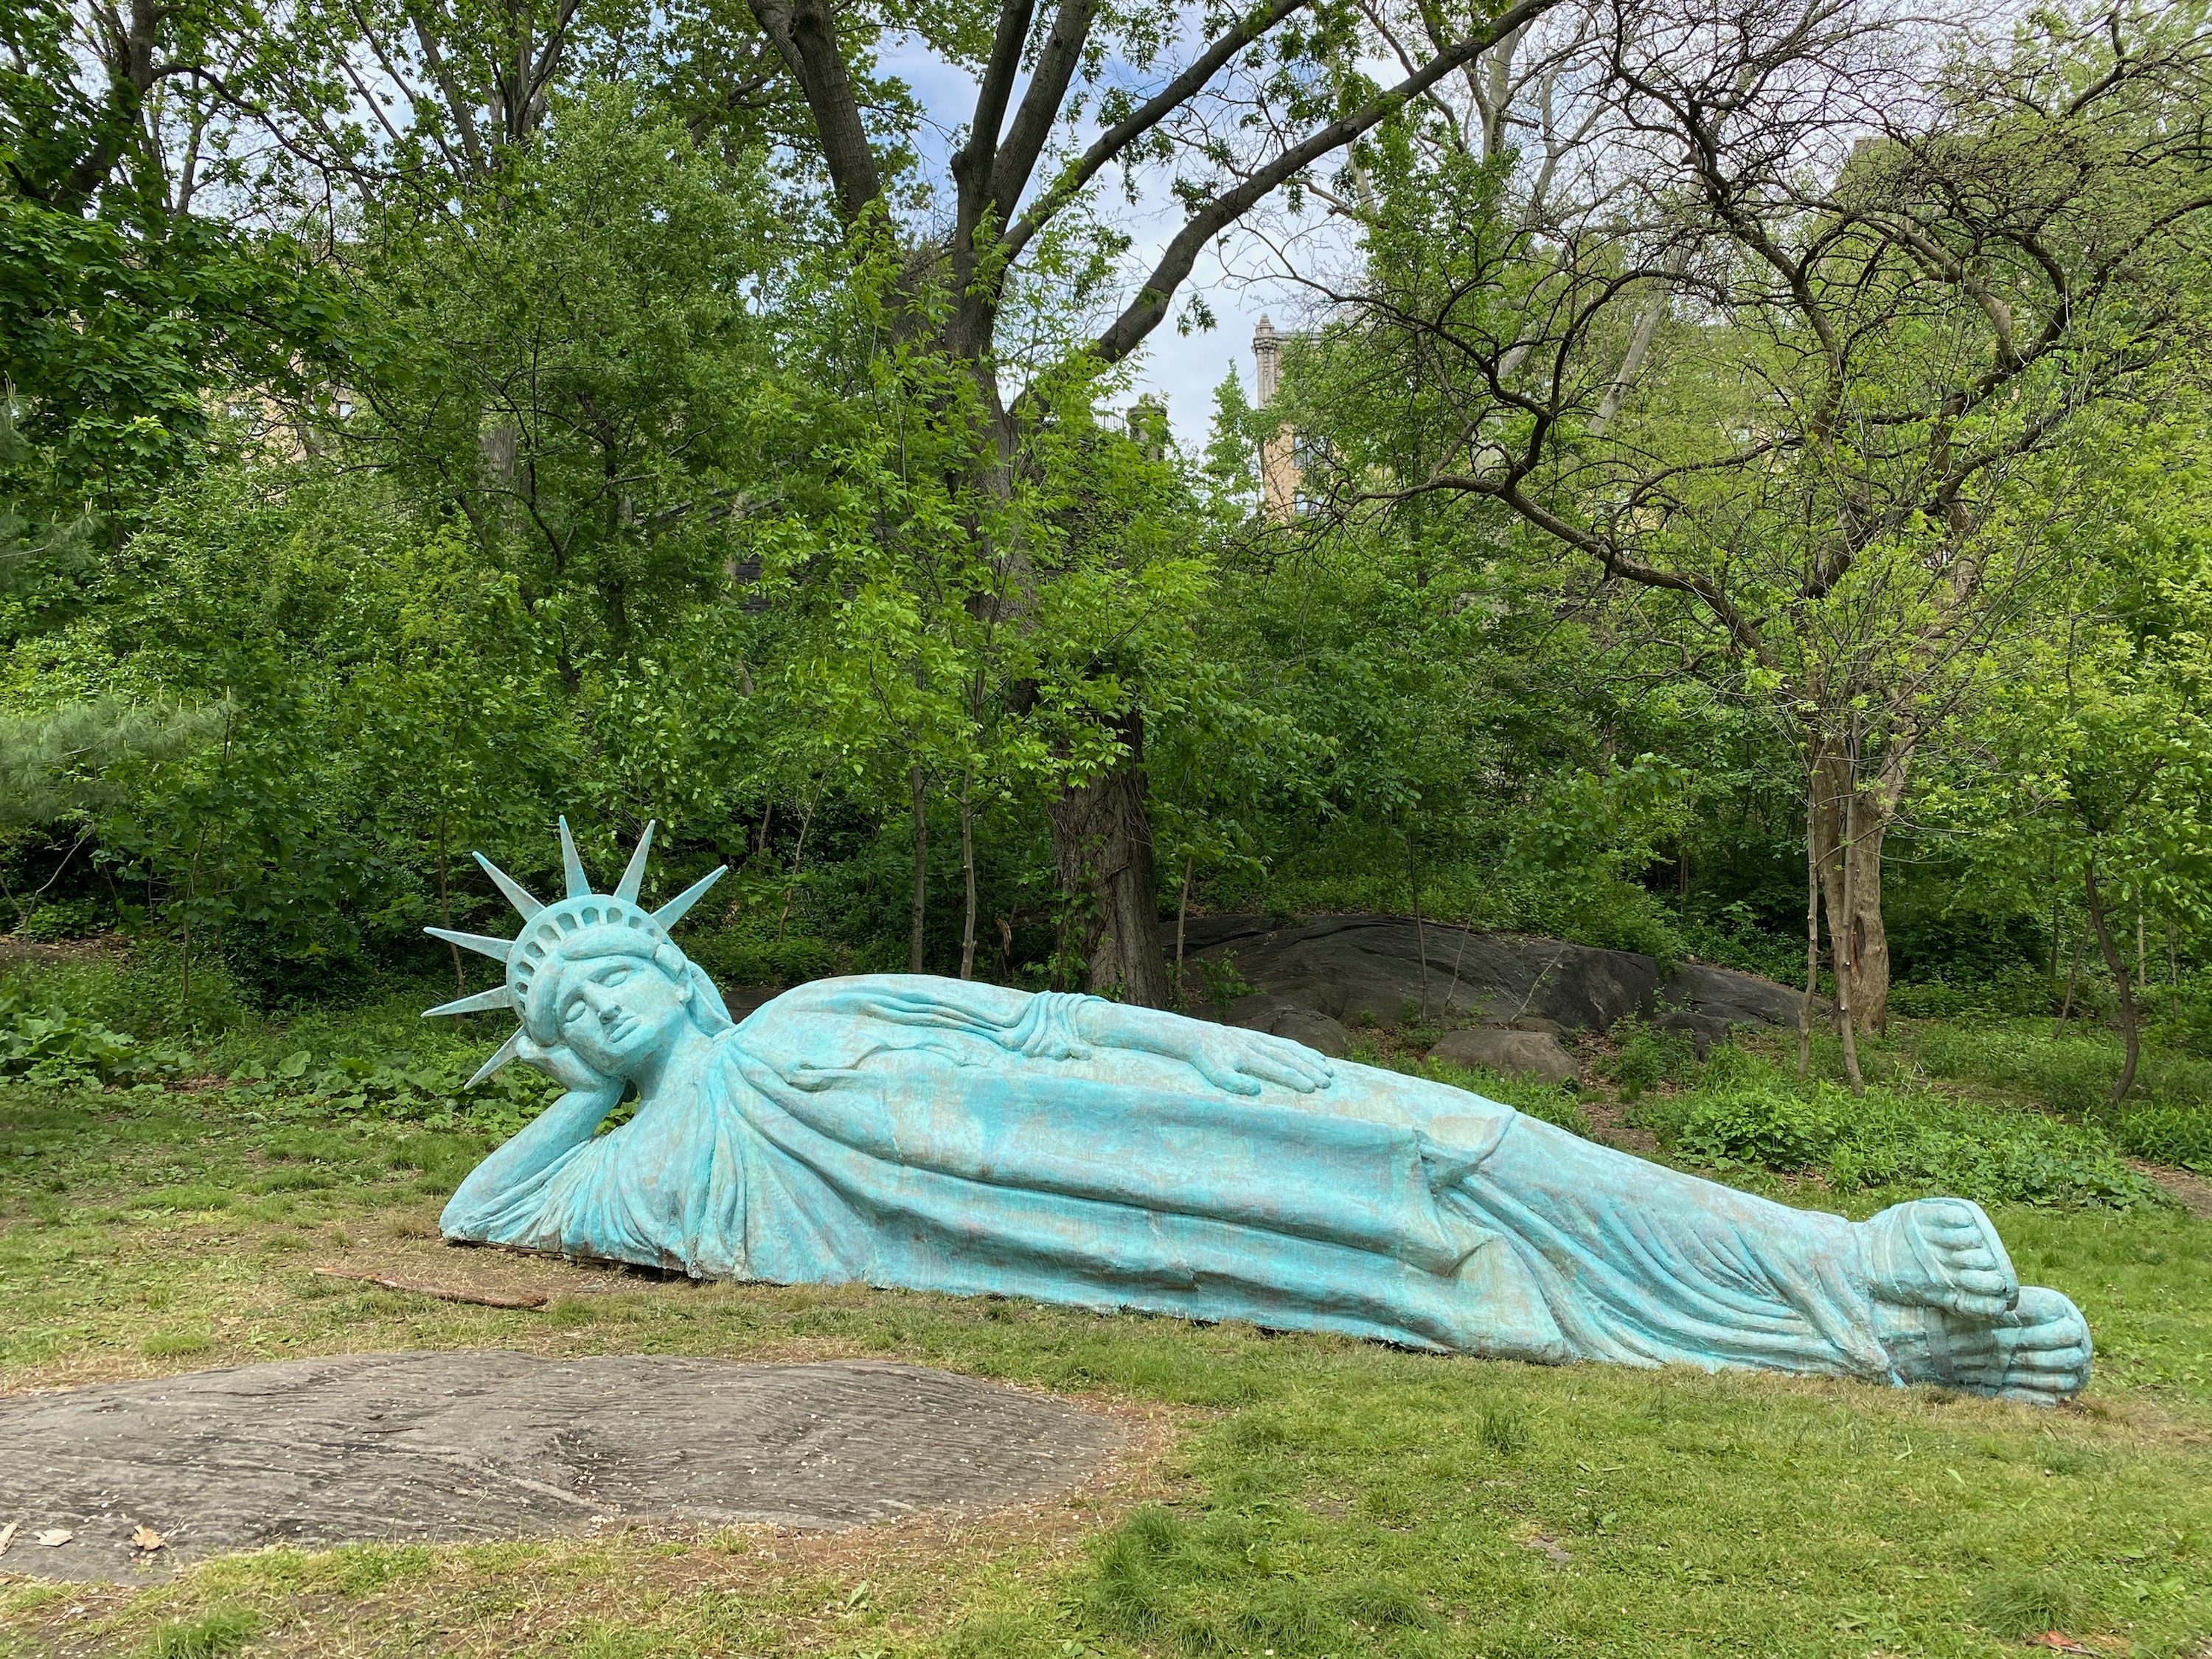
442, 975, 1897, 1383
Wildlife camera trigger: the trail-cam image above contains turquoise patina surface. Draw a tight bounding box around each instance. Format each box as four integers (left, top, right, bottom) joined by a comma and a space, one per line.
431, 823, 2093, 1403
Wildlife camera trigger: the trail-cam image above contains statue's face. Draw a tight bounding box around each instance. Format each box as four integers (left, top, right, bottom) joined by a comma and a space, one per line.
552, 954, 692, 1080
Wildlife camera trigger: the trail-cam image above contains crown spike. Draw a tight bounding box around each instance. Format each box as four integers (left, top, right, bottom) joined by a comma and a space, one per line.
557, 815, 592, 899
422, 985, 518, 1018
473, 852, 544, 920
425, 925, 516, 963
464, 1026, 527, 1089
613, 820, 657, 905
652, 863, 727, 928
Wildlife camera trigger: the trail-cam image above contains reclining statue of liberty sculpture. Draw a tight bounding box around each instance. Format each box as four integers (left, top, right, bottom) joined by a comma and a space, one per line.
429, 821, 2090, 1403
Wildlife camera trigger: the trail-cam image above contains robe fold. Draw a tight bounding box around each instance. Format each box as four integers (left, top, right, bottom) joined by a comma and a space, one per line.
442, 975, 1895, 1382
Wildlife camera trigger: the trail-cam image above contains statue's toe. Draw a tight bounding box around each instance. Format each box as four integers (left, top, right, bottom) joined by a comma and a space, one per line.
1877, 1284, 2090, 1404
1987, 1287, 2093, 1405
1863, 1197, 2020, 1319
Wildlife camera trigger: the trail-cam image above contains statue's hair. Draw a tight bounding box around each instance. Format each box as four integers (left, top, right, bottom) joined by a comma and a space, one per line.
519, 923, 734, 1046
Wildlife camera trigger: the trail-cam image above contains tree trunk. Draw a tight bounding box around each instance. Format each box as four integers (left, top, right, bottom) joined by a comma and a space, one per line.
2082, 859, 2140, 1107
1046, 713, 1169, 1006
1809, 742, 1896, 1034
958, 763, 978, 981
437, 808, 465, 999
2056, 930, 2084, 1033
180, 824, 206, 1023
1175, 852, 1194, 1007
1799, 768, 1820, 1082
908, 764, 928, 975
1408, 810, 1430, 1017
1833, 779, 1865, 1093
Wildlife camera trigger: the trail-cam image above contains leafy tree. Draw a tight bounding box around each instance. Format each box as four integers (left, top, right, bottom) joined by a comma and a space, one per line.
1944, 485, 2212, 1102
734, 0, 1567, 1001
1277, 0, 2212, 1065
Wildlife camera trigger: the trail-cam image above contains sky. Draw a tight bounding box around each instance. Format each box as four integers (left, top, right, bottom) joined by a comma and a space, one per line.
876, 27, 1312, 455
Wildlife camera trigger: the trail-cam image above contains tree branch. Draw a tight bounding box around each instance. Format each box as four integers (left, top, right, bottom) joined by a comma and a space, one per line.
1002, 0, 1312, 265
751, 0, 882, 221
1089, 0, 1565, 366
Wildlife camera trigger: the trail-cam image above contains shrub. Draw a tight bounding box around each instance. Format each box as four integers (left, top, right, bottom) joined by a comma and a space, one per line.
683, 929, 844, 988
1604, 1018, 1697, 1102
0, 979, 192, 1087
15, 897, 105, 941
1910, 1020, 2212, 1170
1672, 1085, 1840, 1171
1635, 1067, 2160, 1208
1888, 970, 2048, 1020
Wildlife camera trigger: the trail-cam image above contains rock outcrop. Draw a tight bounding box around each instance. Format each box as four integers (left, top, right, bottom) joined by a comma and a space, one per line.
1181, 913, 1812, 1072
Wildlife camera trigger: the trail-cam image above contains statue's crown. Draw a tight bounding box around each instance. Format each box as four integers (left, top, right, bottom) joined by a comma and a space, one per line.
421, 817, 725, 1087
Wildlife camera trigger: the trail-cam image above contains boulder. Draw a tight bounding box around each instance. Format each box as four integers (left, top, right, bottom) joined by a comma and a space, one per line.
1180, 913, 1656, 1032
1661, 961, 1806, 1026
1427, 1026, 1581, 1085
1216, 992, 1352, 1057
1180, 914, 1812, 1046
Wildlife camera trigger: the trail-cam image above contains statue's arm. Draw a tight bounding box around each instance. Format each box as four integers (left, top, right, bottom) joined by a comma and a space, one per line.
1065, 998, 1335, 1096
442, 1080, 623, 1228
756, 976, 1332, 1097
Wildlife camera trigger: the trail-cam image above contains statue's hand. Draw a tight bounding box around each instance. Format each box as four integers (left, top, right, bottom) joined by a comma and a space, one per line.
515, 1034, 620, 1098
1185, 1028, 1335, 1097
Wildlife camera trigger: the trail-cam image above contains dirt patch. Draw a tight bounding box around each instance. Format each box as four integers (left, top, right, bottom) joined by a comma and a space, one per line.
1575, 1090, 1661, 1158
2131, 1159, 2212, 1218
0, 933, 128, 970
0, 1352, 1129, 1583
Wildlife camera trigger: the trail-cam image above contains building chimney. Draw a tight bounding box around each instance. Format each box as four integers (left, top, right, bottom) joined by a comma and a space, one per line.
1253, 315, 1281, 405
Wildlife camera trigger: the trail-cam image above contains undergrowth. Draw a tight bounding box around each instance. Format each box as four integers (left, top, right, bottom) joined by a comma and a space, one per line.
1628, 1048, 2161, 1208
1907, 1020, 2212, 1169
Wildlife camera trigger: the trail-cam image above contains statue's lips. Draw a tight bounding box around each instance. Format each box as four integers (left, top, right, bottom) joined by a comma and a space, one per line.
599, 1009, 641, 1045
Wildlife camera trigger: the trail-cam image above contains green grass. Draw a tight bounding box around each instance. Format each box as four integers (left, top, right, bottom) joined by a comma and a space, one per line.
2, 991, 2211, 1658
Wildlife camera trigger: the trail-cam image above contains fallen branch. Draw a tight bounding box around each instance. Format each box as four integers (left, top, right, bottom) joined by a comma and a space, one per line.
313, 1267, 547, 1310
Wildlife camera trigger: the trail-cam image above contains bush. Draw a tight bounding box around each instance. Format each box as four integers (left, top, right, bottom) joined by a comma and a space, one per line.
1671, 1085, 1840, 1171
1233, 844, 1692, 967
1888, 970, 2048, 1020
0, 978, 192, 1087
1603, 1018, 1697, 1102
1910, 1020, 2212, 1170
15, 897, 105, 941
684, 929, 845, 989
1635, 1072, 2160, 1208
1, 946, 254, 1039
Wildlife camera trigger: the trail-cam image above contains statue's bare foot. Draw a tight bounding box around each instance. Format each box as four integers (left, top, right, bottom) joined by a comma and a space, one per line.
1876, 1286, 2092, 1404
1861, 1197, 2018, 1320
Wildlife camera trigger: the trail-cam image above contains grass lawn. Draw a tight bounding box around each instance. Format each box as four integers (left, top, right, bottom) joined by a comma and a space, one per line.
1, 1037, 2210, 1658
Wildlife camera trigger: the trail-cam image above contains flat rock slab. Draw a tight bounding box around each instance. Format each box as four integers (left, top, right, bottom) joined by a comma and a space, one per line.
0, 1352, 1124, 1582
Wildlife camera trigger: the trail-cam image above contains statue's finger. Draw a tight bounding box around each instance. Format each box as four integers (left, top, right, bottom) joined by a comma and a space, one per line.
1248, 1054, 1325, 1093
1203, 1055, 1262, 1096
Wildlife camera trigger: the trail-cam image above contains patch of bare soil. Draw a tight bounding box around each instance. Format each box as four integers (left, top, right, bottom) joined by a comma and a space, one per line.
0, 933, 128, 970
2129, 1158, 2212, 1218
1573, 1090, 1661, 1158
